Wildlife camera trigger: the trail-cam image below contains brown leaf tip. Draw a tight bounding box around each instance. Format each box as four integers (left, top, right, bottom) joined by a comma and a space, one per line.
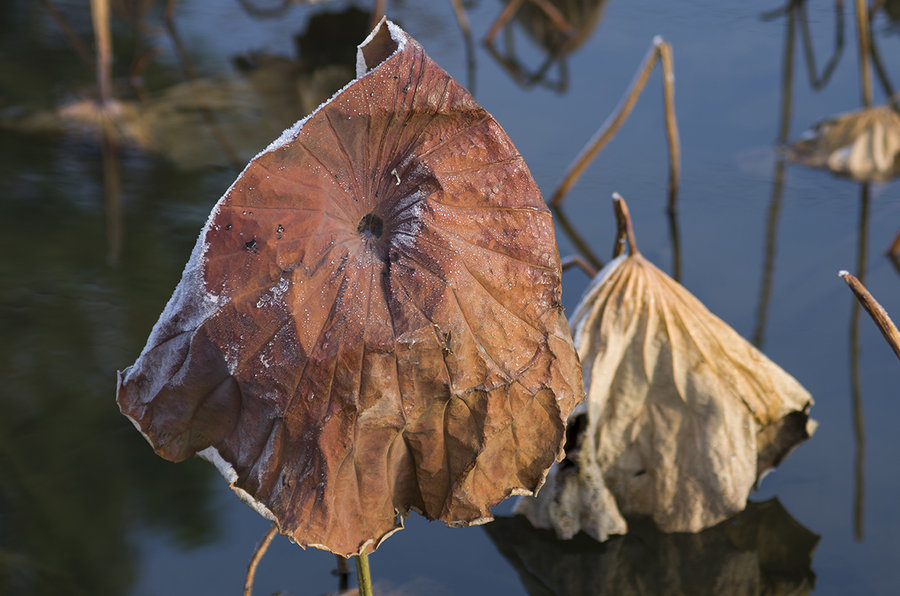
357, 18, 406, 76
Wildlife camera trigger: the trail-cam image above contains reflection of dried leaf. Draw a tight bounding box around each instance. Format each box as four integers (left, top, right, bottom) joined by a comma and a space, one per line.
516, 0, 609, 55
788, 106, 900, 182
3, 8, 371, 170
116, 19, 583, 557
517, 196, 814, 541
488, 499, 819, 596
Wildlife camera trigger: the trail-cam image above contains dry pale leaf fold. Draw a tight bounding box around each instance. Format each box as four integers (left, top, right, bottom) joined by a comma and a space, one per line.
517, 197, 815, 542
788, 105, 900, 182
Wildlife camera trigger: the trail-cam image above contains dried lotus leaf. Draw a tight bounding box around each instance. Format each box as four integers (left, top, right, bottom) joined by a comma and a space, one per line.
788, 105, 900, 182
518, 196, 814, 541
116, 19, 583, 557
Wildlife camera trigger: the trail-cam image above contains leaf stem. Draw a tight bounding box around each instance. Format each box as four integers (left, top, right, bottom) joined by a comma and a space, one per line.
840, 270, 900, 362
612, 193, 639, 257
244, 523, 278, 596
356, 550, 373, 596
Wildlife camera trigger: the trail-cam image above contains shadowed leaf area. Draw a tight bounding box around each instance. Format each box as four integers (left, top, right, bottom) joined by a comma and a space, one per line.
486, 499, 819, 596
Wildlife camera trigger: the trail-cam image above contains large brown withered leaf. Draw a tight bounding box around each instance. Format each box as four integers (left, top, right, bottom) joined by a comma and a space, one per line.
788, 105, 900, 182
517, 196, 814, 541
116, 19, 583, 557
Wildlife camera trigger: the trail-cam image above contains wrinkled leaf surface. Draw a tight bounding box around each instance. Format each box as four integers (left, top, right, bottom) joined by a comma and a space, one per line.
518, 211, 814, 541
117, 19, 583, 556
788, 105, 900, 182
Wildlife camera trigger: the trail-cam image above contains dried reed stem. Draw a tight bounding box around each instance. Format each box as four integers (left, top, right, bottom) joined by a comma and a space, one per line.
612, 193, 638, 257
840, 270, 900, 362
550, 37, 680, 208
243, 523, 278, 596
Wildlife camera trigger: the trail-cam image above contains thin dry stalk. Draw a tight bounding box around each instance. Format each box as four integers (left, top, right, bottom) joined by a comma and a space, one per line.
840, 270, 900, 362
551, 205, 604, 272
561, 254, 598, 277
529, 0, 575, 38
799, 0, 844, 90
41, 1, 93, 69
90, 0, 113, 106
657, 40, 681, 212
485, 0, 524, 45
855, 0, 873, 107
244, 523, 278, 596
612, 192, 638, 257
371, 0, 387, 31
550, 38, 681, 208
448, 0, 476, 93
889, 227, 900, 257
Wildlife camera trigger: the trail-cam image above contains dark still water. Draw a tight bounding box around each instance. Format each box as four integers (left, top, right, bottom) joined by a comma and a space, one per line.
2, 0, 899, 594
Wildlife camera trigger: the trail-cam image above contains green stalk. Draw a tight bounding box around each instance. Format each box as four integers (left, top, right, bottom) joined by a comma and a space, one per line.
355, 551, 373, 596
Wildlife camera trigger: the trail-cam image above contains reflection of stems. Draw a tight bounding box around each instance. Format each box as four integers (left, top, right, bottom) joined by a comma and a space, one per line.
41, 1, 93, 69
483, 35, 566, 92
529, 0, 576, 38
551, 205, 604, 272
448, 0, 477, 95
800, 0, 844, 90
890, 227, 900, 257
484, 0, 575, 46
753, 158, 786, 349
753, 5, 794, 349
335, 555, 350, 592
871, 2, 900, 110
100, 119, 122, 265
561, 254, 598, 277
90, 0, 113, 106
550, 37, 680, 208
237, 0, 292, 18
849, 183, 870, 542
355, 551, 373, 596
890, 253, 900, 277
855, 0, 873, 107
163, 0, 244, 172
841, 271, 900, 361
371, 0, 386, 30
243, 523, 278, 596
868, 32, 899, 111
485, 0, 524, 45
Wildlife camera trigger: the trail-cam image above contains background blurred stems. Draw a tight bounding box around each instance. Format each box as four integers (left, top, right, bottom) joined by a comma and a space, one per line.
90, 0, 113, 106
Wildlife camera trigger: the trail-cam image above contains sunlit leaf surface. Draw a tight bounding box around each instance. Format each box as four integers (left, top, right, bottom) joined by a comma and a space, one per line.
517, 197, 814, 541
116, 19, 583, 557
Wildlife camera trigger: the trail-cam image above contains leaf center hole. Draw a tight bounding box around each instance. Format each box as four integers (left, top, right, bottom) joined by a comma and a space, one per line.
357, 213, 383, 240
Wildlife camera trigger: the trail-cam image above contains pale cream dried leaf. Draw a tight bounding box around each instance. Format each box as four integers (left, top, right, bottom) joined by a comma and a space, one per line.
519, 208, 814, 541
788, 105, 900, 182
